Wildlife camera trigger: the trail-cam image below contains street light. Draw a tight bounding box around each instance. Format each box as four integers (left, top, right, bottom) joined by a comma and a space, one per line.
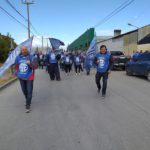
128, 23, 139, 29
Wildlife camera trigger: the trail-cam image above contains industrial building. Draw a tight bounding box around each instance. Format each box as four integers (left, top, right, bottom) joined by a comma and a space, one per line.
67, 28, 95, 51
97, 25, 150, 56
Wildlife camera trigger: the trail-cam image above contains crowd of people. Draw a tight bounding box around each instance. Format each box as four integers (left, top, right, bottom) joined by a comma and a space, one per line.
132, 50, 149, 61
15, 45, 113, 113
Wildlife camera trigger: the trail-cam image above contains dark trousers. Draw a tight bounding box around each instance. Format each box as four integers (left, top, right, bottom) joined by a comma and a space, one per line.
95, 72, 108, 95
81, 63, 84, 72
48, 63, 60, 80
19, 79, 33, 106
65, 64, 71, 73
60, 62, 65, 71
75, 65, 81, 73
86, 67, 90, 75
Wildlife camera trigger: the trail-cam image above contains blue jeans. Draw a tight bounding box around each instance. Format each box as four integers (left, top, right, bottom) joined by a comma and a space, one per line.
95, 72, 108, 95
19, 79, 33, 106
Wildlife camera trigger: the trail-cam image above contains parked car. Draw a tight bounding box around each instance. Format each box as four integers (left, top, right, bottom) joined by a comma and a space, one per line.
110, 51, 131, 70
126, 52, 150, 81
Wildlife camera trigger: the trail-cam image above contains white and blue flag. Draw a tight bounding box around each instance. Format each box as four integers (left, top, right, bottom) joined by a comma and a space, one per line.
49, 38, 65, 50
0, 36, 34, 77
86, 36, 96, 58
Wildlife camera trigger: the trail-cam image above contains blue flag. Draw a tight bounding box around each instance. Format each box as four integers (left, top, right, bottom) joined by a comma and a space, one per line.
49, 38, 65, 50
86, 36, 96, 58
0, 36, 34, 77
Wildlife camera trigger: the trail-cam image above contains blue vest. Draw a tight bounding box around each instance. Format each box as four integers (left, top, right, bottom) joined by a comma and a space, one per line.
133, 52, 139, 61
74, 55, 81, 65
85, 57, 91, 68
16, 55, 33, 79
64, 55, 71, 64
96, 52, 111, 73
49, 52, 58, 64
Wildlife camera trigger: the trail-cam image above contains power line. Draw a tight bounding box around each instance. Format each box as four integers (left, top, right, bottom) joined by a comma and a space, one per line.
5, 0, 27, 21
0, 5, 35, 35
5, 0, 40, 35
0, 5, 28, 30
94, 0, 135, 28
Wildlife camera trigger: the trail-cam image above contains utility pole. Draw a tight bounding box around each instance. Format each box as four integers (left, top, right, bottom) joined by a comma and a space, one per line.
22, 0, 34, 38
42, 36, 44, 51
47, 38, 49, 51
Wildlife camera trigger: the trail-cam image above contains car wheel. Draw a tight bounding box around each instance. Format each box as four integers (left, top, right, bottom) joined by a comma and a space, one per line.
122, 66, 126, 70
147, 71, 150, 81
126, 67, 132, 76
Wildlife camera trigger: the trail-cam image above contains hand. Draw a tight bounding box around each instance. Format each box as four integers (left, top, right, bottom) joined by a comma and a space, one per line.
96, 60, 100, 64
26, 60, 30, 65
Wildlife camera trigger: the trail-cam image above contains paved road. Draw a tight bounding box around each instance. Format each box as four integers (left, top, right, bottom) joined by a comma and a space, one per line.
0, 69, 150, 150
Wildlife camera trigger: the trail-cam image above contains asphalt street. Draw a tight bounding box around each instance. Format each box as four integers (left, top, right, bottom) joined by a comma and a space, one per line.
0, 69, 150, 150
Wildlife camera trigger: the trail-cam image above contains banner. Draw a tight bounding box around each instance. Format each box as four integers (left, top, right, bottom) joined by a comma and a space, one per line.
86, 36, 96, 58
0, 36, 34, 76
49, 38, 65, 50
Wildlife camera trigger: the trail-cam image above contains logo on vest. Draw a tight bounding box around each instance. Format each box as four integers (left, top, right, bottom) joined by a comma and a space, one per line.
66, 57, 69, 62
19, 63, 28, 73
76, 57, 79, 62
99, 58, 105, 68
51, 54, 56, 60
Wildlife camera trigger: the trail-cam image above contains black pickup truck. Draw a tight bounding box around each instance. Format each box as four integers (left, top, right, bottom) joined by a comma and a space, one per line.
110, 51, 131, 70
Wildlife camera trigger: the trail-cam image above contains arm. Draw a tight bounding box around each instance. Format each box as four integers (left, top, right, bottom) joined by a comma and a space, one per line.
93, 56, 98, 65
15, 57, 19, 76
107, 55, 113, 73
56, 54, 61, 61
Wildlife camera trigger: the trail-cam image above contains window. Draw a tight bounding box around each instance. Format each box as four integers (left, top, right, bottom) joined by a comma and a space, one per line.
110, 51, 124, 56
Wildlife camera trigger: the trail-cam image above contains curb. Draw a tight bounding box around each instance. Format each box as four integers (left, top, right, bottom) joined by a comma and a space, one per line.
0, 77, 18, 91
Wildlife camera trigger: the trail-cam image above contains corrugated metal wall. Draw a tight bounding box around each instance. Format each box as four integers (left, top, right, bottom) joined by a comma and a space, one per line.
68, 28, 94, 51
97, 37, 124, 52
123, 31, 138, 55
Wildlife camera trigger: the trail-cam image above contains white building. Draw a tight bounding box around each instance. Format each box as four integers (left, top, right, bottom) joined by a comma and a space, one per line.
97, 35, 124, 52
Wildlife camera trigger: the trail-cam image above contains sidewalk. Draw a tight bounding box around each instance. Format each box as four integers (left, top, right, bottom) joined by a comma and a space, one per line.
0, 68, 17, 90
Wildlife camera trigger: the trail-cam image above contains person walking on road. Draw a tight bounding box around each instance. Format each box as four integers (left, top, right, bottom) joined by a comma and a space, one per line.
84, 55, 92, 75
94, 45, 113, 98
64, 51, 71, 76
47, 49, 61, 81
132, 51, 139, 61
74, 51, 82, 75
15, 46, 37, 113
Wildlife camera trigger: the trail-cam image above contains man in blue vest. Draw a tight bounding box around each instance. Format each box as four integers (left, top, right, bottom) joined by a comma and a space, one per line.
74, 51, 82, 75
64, 51, 71, 76
132, 51, 139, 61
15, 46, 37, 113
94, 45, 113, 98
47, 49, 61, 81
84, 55, 92, 75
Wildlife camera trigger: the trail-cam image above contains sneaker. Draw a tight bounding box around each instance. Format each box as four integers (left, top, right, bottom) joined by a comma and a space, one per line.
56, 78, 61, 81
76, 73, 77, 76
97, 88, 100, 94
101, 94, 106, 99
26, 105, 31, 113
78, 73, 80, 75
